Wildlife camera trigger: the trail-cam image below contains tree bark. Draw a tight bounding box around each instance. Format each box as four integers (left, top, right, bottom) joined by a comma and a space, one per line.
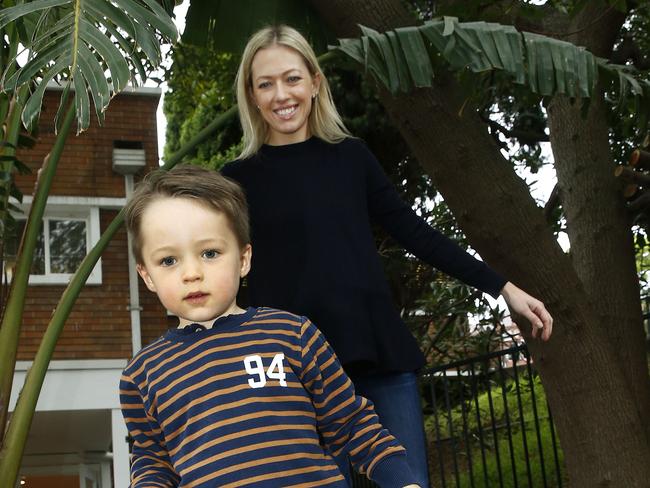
309, 0, 650, 486
544, 3, 650, 443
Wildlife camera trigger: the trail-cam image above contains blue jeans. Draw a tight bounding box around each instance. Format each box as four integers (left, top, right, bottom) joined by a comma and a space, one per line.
338, 371, 431, 487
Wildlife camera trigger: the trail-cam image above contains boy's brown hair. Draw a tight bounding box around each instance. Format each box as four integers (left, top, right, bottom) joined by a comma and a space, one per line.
125, 164, 250, 263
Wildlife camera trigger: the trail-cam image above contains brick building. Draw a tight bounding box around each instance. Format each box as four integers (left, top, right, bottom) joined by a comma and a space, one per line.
8, 86, 169, 488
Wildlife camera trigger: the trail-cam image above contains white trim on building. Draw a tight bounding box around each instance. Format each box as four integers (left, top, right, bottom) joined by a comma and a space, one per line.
11, 360, 131, 487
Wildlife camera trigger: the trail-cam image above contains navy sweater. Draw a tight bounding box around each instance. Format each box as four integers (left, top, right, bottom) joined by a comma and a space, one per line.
222, 137, 507, 373
120, 308, 415, 487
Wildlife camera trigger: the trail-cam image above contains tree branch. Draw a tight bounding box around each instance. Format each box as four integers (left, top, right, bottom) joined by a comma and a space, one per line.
630, 149, 650, 171
484, 117, 550, 145
431, 0, 551, 33
614, 165, 650, 187
544, 183, 561, 223
628, 190, 650, 212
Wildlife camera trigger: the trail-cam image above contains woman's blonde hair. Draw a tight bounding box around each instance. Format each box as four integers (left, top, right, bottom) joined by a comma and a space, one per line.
235, 25, 351, 159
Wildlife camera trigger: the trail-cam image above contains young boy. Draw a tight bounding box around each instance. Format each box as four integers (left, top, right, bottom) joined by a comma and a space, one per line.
119, 165, 421, 488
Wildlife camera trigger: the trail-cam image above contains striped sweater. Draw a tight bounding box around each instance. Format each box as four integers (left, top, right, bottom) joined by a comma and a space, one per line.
120, 307, 416, 487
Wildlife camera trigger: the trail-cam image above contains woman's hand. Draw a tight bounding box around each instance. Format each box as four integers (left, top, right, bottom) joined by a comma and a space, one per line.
500, 282, 553, 341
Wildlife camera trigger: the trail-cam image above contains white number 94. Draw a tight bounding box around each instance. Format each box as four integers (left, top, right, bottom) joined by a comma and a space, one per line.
244, 353, 287, 388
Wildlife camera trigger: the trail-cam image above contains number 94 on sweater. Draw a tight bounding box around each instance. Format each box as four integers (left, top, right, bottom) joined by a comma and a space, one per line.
244, 353, 288, 388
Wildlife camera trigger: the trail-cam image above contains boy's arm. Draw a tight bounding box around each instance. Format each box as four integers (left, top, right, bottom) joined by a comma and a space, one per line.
299, 319, 418, 488
120, 373, 180, 488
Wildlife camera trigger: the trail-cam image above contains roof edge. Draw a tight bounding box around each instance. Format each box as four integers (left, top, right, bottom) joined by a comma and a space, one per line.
45, 80, 162, 98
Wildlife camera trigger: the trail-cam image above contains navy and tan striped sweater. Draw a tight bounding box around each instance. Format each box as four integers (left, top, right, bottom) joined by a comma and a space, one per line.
120, 307, 416, 487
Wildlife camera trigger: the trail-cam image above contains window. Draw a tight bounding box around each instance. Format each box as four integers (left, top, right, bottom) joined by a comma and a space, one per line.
5, 205, 102, 285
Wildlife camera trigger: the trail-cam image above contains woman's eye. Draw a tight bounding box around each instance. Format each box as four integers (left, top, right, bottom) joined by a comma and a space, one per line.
203, 249, 219, 259
258, 81, 271, 89
287, 76, 301, 83
160, 257, 176, 267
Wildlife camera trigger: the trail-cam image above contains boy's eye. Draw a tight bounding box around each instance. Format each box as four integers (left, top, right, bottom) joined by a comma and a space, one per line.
160, 257, 176, 267
202, 249, 219, 259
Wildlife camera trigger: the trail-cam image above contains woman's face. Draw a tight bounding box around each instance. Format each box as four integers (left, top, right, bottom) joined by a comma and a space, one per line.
250, 44, 320, 146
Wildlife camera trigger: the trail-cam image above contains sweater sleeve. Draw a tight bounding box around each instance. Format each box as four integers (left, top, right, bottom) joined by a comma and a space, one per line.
299, 318, 416, 488
359, 141, 507, 298
120, 373, 180, 488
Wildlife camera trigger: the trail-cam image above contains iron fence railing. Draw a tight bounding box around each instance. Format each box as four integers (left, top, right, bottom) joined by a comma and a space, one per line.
351, 344, 564, 488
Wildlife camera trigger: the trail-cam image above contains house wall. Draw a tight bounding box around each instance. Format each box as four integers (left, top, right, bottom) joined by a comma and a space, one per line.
15, 91, 159, 198
14, 89, 171, 361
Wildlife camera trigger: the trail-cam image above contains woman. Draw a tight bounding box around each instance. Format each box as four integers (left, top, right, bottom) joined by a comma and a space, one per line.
222, 25, 553, 487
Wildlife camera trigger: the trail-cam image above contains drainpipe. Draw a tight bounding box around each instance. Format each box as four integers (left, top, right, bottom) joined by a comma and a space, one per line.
124, 174, 142, 355
113, 147, 146, 355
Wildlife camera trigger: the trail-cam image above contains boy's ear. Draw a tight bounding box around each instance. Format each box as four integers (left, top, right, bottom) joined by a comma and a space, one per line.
240, 244, 252, 278
136, 264, 157, 292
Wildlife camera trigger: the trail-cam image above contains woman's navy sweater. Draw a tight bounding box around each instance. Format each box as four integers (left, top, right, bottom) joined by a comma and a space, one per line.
222, 137, 507, 373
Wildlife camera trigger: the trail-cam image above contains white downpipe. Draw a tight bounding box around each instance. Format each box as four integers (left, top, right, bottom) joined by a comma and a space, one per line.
124, 175, 142, 355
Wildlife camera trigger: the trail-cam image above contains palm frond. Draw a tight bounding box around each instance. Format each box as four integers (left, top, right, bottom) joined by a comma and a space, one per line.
332, 17, 650, 129
0, 0, 178, 132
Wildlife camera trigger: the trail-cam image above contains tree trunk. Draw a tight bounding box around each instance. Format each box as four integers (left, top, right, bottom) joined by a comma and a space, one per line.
309, 0, 650, 486
544, 5, 650, 444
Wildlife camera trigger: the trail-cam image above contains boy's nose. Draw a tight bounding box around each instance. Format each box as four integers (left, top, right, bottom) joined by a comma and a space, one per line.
182, 261, 202, 282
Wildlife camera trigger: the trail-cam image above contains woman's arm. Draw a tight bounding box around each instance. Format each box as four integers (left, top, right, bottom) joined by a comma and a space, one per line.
359, 141, 507, 298
358, 141, 553, 340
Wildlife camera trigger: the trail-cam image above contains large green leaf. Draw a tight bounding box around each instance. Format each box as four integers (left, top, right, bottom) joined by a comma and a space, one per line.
331, 17, 650, 127
0, 0, 178, 132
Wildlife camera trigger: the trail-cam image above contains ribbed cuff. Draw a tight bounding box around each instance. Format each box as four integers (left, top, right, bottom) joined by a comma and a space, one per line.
369, 451, 417, 488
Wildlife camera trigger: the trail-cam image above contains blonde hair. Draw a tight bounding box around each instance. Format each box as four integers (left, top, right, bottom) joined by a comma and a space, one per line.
235, 25, 351, 159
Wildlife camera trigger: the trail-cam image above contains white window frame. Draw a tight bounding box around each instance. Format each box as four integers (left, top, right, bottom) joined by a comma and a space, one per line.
9, 196, 125, 286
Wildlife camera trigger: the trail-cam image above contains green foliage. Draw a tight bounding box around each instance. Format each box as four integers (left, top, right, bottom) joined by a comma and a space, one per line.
162, 43, 241, 167
426, 374, 566, 488
0, 0, 178, 132
415, 282, 509, 365
635, 236, 650, 296
333, 17, 650, 132
183, 0, 333, 55
607, 7, 650, 248
482, 92, 550, 171
607, 7, 650, 161
0, 137, 33, 224
455, 419, 565, 488
437, 374, 547, 436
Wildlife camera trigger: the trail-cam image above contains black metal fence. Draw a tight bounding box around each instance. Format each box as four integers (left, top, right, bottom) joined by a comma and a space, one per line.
352, 344, 565, 488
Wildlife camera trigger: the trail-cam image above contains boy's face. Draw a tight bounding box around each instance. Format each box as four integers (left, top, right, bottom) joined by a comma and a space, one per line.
136, 197, 251, 328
